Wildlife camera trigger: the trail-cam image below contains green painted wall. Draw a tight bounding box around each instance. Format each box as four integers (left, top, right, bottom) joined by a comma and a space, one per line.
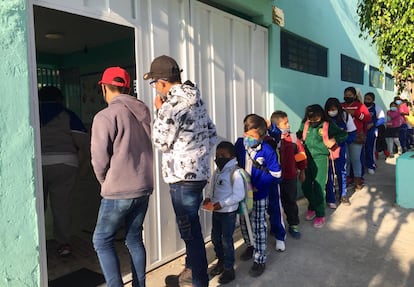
268, 0, 395, 130
0, 1, 41, 286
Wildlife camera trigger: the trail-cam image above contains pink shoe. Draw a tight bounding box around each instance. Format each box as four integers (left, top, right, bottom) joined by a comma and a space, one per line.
313, 217, 326, 228
305, 210, 316, 221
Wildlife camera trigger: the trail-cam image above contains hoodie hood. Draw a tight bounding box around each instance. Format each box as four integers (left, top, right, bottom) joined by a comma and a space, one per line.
111, 94, 151, 124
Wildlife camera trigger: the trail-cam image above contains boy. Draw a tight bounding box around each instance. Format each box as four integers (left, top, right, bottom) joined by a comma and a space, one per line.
270, 111, 307, 239
235, 114, 282, 277
203, 141, 245, 284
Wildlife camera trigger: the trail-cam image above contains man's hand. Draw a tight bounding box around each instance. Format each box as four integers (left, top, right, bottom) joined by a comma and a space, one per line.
154, 95, 164, 110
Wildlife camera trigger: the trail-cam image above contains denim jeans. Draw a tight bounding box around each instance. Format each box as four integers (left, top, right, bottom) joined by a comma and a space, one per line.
169, 181, 209, 287
211, 211, 237, 269
347, 143, 363, 177
93, 194, 150, 287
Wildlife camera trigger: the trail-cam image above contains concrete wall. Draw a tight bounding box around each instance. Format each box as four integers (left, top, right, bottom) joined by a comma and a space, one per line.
268, 0, 395, 130
0, 1, 41, 286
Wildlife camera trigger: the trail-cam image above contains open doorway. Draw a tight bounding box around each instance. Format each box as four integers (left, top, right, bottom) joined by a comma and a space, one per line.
33, 5, 136, 285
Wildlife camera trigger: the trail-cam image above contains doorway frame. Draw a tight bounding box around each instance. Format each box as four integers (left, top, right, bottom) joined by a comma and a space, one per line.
27, 2, 140, 285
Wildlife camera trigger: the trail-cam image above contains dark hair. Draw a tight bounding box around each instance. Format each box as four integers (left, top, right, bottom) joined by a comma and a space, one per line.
270, 110, 288, 124
324, 97, 345, 123
243, 114, 267, 136
344, 86, 357, 96
38, 86, 63, 102
390, 101, 398, 108
304, 104, 328, 122
216, 141, 236, 157
364, 92, 375, 101
105, 77, 130, 94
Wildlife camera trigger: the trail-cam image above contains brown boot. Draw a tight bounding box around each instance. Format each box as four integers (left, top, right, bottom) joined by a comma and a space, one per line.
354, 177, 363, 190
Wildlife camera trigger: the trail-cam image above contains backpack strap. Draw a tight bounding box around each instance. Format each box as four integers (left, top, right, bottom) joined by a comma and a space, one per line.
302, 121, 310, 141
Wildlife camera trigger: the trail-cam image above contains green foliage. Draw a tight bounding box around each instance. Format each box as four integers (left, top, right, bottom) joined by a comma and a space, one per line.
357, 0, 414, 89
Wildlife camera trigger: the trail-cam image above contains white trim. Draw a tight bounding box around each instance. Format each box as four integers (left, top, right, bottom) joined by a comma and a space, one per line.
27, 1, 48, 286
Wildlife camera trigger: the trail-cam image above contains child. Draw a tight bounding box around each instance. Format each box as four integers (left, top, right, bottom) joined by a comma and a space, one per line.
363, 92, 385, 175
385, 101, 403, 157
270, 111, 307, 239
297, 105, 348, 228
235, 114, 282, 277
324, 98, 357, 206
203, 141, 245, 284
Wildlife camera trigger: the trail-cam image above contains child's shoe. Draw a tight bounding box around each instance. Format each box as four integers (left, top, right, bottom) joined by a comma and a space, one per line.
313, 217, 326, 228
240, 245, 254, 261
275, 240, 285, 252
327, 202, 337, 209
209, 260, 224, 277
288, 225, 301, 239
305, 210, 316, 221
165, 268, 192, 287
218, 268, 235, 284
367, 168, 375, 175
248, 262, 266, 277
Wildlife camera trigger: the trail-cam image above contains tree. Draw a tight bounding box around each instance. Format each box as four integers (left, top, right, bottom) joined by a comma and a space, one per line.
357, 0, 414, 92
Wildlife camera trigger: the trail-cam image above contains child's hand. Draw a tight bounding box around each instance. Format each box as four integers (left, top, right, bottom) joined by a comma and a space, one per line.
213, 202, 222, 210
203, 198, 211, 205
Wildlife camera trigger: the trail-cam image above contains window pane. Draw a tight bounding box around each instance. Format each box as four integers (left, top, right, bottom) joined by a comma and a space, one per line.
281, 30, 328, 77
369, 66, 382, 88
341, 54, 364, 84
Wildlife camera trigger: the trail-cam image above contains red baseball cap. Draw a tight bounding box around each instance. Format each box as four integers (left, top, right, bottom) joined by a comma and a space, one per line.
98, 67, 130, 88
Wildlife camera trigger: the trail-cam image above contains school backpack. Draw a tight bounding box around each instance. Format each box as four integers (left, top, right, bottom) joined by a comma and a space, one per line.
229, 166, 254, 213
302, 121, 341, 160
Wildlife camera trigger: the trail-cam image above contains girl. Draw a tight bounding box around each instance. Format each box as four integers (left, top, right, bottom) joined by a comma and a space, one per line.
342, 87, 371, 190
324, 98, 357, 207
385, 102, 403, 157
297, 105, 348, 228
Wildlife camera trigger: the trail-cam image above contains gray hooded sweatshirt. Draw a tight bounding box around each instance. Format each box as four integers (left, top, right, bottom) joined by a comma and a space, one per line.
91, 94, 153, 199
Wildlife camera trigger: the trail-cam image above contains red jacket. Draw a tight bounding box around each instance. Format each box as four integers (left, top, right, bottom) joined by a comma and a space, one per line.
279, 133, 307, 180
342, 101, 371, 133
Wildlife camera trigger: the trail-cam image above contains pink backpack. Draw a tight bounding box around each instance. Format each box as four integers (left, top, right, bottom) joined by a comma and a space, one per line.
302, 121, 341, 160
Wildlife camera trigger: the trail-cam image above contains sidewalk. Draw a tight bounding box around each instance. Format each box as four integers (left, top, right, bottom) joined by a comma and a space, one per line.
145, 155, 414, 287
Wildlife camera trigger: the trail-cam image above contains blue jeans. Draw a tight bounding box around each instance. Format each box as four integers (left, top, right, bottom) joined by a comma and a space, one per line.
93, 194, 150, 287
211, 211, 237, 269
169, 181, 209, 287
347, 143, 363, 177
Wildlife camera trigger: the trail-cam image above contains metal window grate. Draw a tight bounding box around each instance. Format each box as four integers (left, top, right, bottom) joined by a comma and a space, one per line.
37, 67, 61, 89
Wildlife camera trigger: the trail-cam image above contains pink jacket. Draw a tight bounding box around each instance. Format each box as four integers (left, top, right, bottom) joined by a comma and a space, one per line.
386, 110, 404, 128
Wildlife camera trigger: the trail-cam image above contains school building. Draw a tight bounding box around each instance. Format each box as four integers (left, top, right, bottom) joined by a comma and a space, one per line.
0, 0, 395, 286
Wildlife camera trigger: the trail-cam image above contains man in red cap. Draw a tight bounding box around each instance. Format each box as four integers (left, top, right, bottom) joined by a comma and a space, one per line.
91, 66, 154, 287
144, 55, 217, 287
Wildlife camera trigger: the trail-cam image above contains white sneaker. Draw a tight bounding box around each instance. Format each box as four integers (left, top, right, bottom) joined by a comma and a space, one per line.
368, 168, 375, 175
275, 240, 285, 252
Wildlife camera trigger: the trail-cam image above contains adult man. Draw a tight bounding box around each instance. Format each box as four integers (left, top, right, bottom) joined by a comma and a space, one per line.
39, 86, 88, 257
91, 67, 153, 287
144, 55, 217, 287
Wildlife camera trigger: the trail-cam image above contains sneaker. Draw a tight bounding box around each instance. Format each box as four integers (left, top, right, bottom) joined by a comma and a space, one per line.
327, 202, 337, 209
367, 168, 375, 175
240, 245, 254, 261
288, 225, 301, 239
57, 244, 71, 257
165, 268, 192, 287
340, 196, 351, 206
209, 260, 224, 277
248, 262, 266, 277
218, 268, 235, 284
275, 240, 286, 252
305, 210, 316, 221
313, 217, 326, 228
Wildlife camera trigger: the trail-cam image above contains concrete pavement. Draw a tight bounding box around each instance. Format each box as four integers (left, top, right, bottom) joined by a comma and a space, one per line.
144, 154, 414, 287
